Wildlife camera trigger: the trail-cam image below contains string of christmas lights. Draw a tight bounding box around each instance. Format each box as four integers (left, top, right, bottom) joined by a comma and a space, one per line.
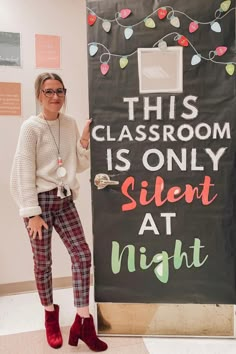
87, 1, 235, 38
88, 31, 236, 76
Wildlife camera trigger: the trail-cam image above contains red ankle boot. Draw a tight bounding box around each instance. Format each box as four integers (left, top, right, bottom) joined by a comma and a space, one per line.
45, 304, 63, 349
69, 314, 108, 352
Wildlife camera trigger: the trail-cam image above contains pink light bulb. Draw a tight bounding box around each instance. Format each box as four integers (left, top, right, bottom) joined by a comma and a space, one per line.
120, 9, 132, 19
100, 63, 110, 75
215, 46, 227, 56
189, 21, 199, 33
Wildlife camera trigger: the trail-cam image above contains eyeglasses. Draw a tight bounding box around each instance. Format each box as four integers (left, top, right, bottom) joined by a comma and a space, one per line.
41, 88, 67, 98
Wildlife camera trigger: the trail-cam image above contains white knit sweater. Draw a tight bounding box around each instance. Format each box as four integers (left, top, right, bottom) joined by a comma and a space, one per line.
10, 113, 90, 217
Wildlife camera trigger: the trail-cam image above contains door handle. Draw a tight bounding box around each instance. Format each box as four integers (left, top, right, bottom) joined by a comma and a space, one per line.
94, 173, 119, 190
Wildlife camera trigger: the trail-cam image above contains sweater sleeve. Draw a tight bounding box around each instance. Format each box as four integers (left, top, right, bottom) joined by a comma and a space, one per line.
75, 120, 91, 173
10, 122, 42, 217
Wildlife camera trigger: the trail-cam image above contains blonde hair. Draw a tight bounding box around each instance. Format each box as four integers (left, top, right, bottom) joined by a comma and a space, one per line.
34, 72, 65, 100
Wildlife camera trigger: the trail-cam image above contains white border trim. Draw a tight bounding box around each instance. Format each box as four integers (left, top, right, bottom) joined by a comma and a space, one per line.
138, 47, 183, 94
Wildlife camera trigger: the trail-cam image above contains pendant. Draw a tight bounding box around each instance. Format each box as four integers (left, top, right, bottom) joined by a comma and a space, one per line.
57, 166, 67, 178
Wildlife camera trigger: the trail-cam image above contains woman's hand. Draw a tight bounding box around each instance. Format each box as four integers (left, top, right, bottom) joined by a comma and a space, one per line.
80, 118, 93, 148
27, 215, 48, 240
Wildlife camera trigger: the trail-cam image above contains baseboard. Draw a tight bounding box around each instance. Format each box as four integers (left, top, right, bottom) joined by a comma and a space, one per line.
0, 275, 93, 296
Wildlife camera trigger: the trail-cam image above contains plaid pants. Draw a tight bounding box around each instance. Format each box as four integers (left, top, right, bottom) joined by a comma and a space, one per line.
24, 188, 91, 307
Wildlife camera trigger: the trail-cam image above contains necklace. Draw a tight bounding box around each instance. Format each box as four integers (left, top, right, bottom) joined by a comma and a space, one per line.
43, 114, 67, 179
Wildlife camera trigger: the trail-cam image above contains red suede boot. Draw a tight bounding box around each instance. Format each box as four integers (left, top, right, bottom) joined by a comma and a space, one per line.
45, 304, 63, 349
69, 314, 108, 352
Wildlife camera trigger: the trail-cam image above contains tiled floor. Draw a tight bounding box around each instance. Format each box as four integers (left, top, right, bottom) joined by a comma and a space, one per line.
0, 287, 236, 354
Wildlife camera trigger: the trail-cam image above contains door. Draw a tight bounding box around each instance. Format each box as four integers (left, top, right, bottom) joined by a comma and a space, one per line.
87, 0, 236, 305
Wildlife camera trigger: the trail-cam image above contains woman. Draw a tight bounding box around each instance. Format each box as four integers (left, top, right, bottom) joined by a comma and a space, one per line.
10, 72, 107, 351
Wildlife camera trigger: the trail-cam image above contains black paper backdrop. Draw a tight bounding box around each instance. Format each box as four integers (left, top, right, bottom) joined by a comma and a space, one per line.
86, 0, 236, 304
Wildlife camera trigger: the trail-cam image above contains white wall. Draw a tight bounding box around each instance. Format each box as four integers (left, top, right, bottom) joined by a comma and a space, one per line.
0, 0, 91, 284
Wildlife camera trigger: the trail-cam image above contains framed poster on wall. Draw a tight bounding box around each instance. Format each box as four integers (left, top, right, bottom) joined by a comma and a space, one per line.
0, 82, 21, 116
0, 31, 21, 67
35, 34, 61, 68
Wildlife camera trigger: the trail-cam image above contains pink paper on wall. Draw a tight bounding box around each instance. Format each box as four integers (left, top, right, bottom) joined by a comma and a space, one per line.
35, 34, 61, 68
0, 82, 21, 116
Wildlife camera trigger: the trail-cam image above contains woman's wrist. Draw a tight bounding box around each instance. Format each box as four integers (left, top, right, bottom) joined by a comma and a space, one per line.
81, 137, 89, 142
80, 137, 89, 148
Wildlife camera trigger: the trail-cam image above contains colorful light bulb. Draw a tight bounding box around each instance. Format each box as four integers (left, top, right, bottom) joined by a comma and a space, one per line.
119, 57, 128, 69
220, 0, 231, 12
124, 27, 133, 39
215, 46, 227, 56
158, 40, 167, 50
170, 16, 180, 28
211, 21, 221, 32
225, 63, 235, 75
88, 13, 97, 26
120, 9, 132, 19
144, 18, 156, 28
89, 44, 98, 56
191, 54, 201, 65
157, 8, 167, 20
189, 21, 199, 33
102, 20, 111, 33
178, 35, 189, 47
100, 63, 110, 75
